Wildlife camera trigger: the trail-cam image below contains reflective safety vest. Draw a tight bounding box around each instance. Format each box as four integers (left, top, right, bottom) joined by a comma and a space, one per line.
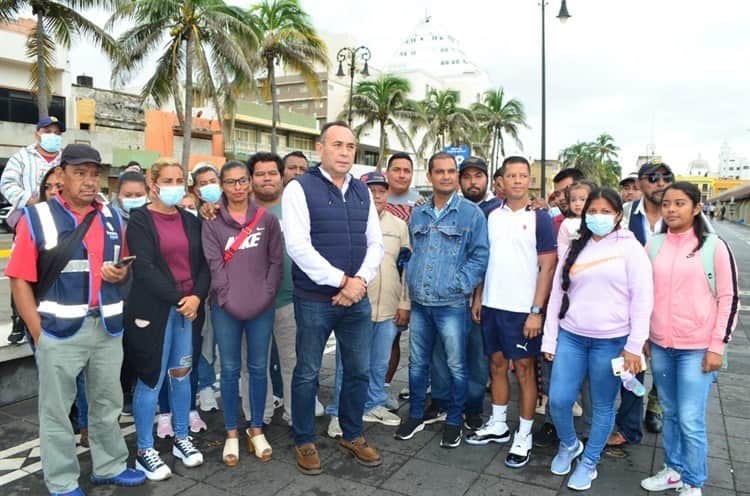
24, 198, 124, 338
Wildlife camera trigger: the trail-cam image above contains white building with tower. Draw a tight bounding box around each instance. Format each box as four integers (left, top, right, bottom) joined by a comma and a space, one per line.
719, 142, 750, 180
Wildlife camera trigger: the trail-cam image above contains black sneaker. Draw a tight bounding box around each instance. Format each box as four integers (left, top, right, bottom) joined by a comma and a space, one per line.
394, 417, 425, 440
441, 424, 462, 449
463, 413, 484, 431
505, 431, 533, 468
534, 422, 559, 448
7, 327, 25, 344
423, 401, 447, 425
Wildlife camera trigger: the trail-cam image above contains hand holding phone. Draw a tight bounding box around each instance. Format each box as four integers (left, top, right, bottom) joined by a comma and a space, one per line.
114, 255, 136, 269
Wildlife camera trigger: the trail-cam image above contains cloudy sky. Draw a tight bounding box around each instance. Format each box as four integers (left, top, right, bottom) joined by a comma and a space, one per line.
67, 0, 750, 175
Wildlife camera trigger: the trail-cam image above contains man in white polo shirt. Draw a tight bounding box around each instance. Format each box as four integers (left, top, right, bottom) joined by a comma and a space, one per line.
466, 156, 557, 469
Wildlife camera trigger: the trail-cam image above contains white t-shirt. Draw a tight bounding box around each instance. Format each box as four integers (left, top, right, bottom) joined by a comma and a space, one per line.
482, 203, 557, 313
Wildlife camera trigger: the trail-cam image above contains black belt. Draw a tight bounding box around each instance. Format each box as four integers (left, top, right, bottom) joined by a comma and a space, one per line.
87, 308, 101, 318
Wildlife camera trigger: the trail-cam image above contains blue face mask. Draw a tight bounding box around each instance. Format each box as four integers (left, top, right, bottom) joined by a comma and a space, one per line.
39, 133, 62, 153
585, 213, 617, 237
199, 183, 221, 203
121, 195, 147, 212
548, 206, 562, 218
157, 185, 186, 207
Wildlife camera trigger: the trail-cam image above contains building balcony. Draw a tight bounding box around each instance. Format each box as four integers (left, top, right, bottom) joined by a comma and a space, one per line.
225, 141, 320, 164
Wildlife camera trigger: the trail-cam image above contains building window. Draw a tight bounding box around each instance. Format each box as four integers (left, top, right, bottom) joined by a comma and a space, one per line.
0, 88, 66, 126
299, 86, 308, 94
291, 135, 314, 151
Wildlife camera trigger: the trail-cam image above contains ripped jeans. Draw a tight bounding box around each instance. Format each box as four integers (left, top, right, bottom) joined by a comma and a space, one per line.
133, 307, 193, 450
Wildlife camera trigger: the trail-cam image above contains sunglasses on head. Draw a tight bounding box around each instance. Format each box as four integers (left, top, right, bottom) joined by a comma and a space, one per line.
643, 172, 673, 184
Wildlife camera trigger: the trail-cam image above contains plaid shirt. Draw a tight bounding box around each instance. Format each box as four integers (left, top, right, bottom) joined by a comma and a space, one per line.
0, 144, 61, 210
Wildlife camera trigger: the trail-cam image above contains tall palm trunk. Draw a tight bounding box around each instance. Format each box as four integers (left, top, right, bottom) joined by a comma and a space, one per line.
35, 13, 49, 120
181, 36, 193, 176
172, 78, 185, 131
489, 126, 498, 176
377, 120, 387, 170
267, 56, 279, 155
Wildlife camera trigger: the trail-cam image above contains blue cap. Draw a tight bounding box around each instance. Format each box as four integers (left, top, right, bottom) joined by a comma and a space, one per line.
36, 116, 65, 132
360, 171, 388, 188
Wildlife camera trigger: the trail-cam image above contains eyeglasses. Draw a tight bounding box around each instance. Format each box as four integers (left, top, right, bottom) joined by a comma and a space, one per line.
643, 173, 673, 184
222, 177, 249, 187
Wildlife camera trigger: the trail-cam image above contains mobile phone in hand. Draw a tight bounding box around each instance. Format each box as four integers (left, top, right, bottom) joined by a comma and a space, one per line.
114, 255, 136, 269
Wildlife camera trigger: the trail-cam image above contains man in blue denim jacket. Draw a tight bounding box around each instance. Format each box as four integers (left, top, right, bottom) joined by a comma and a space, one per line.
395, 152, 489, 449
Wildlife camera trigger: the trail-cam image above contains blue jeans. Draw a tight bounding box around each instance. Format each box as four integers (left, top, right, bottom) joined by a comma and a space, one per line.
133, 307, 193, 450
549, 329, 626, 465
650, 342, 716, 488
466, 322, 488, 415
615, 375, 645, 444
408, 301, 470, 426
431, 339, 450, 408
326, 319, 399, 416
197, 354, 216, 390
75, 372, 88, 429
211, 305, 274, 430
158, 321, 203, 414
292, 296, 371, 445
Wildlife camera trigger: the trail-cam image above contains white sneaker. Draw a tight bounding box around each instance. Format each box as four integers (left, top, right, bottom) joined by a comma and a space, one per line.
136, 448, 172, 481
198, 387, 218, 412
505, 431, 533, 468
315, 396, 325, 417
273, 395, 284, 410
676, 485, 702, 496
572, 401, 583, 417
156, 413, 174, 439
173, 437, 204, 468
363, 406, 401, 426
641, 466, 684, 491
327, 416, 342, 438
189, 410, 207, 433
535, 395, 548, 415
465, 418, 511, 445
282, 410, 292, 426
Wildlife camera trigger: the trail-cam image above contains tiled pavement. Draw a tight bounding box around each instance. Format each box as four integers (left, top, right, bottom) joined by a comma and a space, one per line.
0, 221, 748, 496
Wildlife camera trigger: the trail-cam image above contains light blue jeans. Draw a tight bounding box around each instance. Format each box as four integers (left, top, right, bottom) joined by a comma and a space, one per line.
650, 342, 717, 488
133, 307, 193, 450
326, 319, 399, 416
549, 329, 627, 465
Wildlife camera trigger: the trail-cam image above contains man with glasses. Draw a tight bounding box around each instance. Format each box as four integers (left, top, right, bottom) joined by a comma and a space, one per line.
607, 162, 674, 450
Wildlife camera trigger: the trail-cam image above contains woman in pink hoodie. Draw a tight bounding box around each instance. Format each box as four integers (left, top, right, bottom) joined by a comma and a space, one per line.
640, 182, 739, 496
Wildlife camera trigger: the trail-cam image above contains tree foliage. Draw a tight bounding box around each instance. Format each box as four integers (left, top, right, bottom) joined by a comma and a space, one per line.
559, 133, 622, 188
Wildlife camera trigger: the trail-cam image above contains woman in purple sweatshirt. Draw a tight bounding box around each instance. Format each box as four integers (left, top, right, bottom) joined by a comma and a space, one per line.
541, 188, 654, 491
201, 160, 283, 466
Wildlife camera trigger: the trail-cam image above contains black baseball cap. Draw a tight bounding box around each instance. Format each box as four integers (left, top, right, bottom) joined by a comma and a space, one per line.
60, 143, 102, 167
638, 161, 673, 178
360, 171, 388, 188
459, 156, 488, 176
36, 116, 65, 132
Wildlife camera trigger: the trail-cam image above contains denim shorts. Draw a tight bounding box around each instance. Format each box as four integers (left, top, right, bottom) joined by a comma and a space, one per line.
481, 307, 540, 359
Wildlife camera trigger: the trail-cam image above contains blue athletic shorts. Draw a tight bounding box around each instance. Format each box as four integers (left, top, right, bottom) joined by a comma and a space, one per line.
481, 307, 541, 359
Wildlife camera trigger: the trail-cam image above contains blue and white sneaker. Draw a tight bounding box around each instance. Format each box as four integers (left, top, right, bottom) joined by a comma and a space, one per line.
567, 458, 598, 491
173, 437, 204, 468
551, 439, 584, 475
135, 448, 172, 481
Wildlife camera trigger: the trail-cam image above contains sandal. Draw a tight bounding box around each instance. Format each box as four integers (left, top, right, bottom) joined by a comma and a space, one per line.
245, 428, 272, 462
606, 431, 628, 447
222, 437, 239, 467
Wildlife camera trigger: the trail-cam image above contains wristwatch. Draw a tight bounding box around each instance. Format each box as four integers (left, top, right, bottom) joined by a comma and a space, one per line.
530, 305, 542, 315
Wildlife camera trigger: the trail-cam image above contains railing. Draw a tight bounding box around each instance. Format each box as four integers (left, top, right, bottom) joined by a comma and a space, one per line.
225, 142, 319, 163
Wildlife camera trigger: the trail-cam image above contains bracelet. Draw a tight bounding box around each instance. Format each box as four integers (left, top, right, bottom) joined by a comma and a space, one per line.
340, 275, 349, 288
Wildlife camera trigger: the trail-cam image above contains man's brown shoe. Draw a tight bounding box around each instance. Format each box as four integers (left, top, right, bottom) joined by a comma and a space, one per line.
295, 443, 322, 475
339, 437, 382, 467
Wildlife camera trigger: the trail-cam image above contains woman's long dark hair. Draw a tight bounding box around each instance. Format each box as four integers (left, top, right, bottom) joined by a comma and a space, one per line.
559, 187, 623, 319
658, 181, 709, 253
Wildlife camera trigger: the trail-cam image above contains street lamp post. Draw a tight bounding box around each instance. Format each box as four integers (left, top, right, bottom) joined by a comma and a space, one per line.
540, 0, 570, 198
336, 46, 371, 128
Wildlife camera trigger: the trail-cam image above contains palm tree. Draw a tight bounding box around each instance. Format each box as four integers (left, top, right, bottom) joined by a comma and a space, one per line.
340, 75, 419, 169
471, 87, 528, 173
0, 0, 118, 120
594, 133, 619, 162
416, 88, 475, 156
108, 0, 256, 173
249, 0, 327, 154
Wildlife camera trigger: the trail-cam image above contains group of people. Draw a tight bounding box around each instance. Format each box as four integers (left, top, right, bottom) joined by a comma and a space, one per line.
1, 118, 739, 496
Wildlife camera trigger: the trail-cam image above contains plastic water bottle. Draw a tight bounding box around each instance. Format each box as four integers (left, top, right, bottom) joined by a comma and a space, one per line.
620, 371, 646, 397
